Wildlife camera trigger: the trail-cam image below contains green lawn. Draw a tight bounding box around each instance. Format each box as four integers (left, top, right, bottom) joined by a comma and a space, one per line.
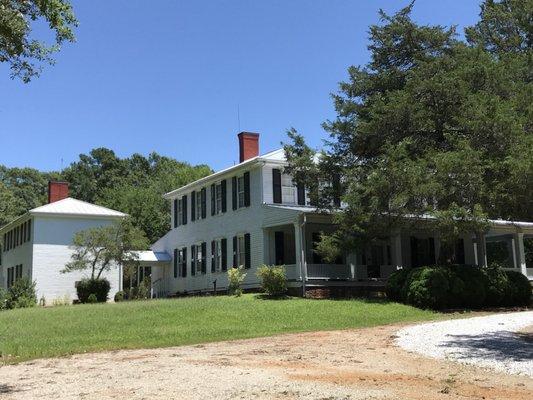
0, 294, 443, 364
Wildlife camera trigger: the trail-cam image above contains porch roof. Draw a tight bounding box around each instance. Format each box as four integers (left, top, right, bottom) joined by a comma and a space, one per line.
134, 250, 172, 263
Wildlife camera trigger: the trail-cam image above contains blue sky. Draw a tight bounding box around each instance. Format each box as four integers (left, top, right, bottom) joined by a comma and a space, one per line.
1, 0, 481, 172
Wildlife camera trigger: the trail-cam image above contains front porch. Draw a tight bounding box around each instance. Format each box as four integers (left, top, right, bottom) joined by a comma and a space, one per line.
262, 205, 533, 292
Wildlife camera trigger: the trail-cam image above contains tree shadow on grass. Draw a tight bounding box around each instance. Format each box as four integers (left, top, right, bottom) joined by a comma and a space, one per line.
441, 331, 533, 363
254, 294, 293, 301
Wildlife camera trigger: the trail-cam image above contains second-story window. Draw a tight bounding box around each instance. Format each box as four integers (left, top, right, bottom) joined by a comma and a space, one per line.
237, 176, 245, 208
195, 191, 202, 220
177, 199, 183, 226
281, 174, 296, 204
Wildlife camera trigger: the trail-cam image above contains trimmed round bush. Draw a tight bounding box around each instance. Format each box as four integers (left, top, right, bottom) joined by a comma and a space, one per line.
482, 264, 510, 307
505, 271, 532, 306
451, 265, 486, 309
385, 268, 410, 302
403, 267, 451, 310
76, 278, 111, 303
114, 291, 125, 302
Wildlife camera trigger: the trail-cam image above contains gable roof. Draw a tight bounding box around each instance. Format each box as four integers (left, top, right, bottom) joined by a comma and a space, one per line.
163, 148, 287, 199
29, 198, 126, 218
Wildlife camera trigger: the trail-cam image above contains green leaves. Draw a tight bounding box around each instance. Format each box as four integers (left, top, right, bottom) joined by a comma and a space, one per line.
284, 0, 532, 260
0, 0, 78, 82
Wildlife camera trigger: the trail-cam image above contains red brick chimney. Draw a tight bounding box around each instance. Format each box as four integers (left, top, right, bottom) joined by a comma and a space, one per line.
238, 132, 259, 163
48, 181, 69, 203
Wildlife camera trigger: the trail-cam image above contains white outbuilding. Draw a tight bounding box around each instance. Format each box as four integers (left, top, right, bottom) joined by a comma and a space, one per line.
0, 182, 126, 304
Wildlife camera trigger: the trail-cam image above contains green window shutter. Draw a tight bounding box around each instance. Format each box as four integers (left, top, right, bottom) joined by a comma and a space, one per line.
201, 242, 207, 274
173, 199, 178, 228
211, 184, 216, 216
272, 169, 282, 204
182, 247, 187, 277
244, 172, 250, 207
297, 182, 305, 205
191, 192, 196, 222
232, 176, 237, 210
244, 233, 251, 269
173, 248, 178, 278
201, 188, 207, 219
182, 195, 188, 225
221, 180, 227, 213
221, 238, 227, 271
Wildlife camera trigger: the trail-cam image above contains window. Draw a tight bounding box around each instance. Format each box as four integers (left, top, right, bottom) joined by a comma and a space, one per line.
192, 243, 206, 274
176, 199, 183, 227
212, 239, 223, 272
237, 236, 246, 267
237, 176, 245, 208
215, 184, 222, 214
7, 264, 22, 288
281, 174, 296, 204
196, 191, 202, 220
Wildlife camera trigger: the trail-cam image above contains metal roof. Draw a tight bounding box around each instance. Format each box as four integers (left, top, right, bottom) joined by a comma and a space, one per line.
134, 250, 172, 263
29, 198, 127, 218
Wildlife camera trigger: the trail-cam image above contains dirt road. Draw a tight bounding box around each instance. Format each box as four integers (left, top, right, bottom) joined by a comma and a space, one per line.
1, 323, 531, 400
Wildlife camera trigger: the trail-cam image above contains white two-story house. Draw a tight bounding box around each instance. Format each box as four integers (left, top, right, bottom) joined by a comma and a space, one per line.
146, 132, 533, 297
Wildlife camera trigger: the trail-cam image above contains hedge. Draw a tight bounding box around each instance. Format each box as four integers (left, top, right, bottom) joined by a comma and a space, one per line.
386, 264, 531, 310
76, 278, 111, 303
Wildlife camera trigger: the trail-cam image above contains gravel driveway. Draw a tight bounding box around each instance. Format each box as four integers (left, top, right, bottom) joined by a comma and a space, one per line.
396, 311, 533, 377
1, 320, 532, 400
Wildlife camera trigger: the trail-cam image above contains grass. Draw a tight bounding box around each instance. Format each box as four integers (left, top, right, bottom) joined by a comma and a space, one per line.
0, 294, 446, 364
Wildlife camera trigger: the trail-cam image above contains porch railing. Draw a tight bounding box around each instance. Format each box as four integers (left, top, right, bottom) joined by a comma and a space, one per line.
284, 263, 398, 281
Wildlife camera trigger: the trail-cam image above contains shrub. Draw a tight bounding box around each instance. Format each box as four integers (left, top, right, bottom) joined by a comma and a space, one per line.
0, 288, 8, 310
505, 271, 531, 306
52, 294, 71, 306
403, 267, 450, 310
451, 265, 486, 308
6, 278, 37, 309
228, 266, 247, 296
482, 263, 510, 307
257, 265, 287, 297
385, 268, 410, 302
87, 294, 98, 303
127, 278, 151, 300
76, 278, 111, 303
114, 291, 125, 302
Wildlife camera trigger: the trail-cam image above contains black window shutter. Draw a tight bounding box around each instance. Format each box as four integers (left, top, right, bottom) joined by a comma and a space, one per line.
410, 237, 418, 268
182, 247, 187, 277
211, 184, 216, 216
232, 236, 238, 267
221, 238, 227, 271
232, 176, 237, 210
221, 180, 227, 213
428, 237, 436, 265
201, 188, 207, 219
244, 233, 251, 269
244, 171, 251, 207
274, 231, 285, 265
211, 240, 216, 272
297, 182, 305, 205
173, 248, 178, 278
455, 238, 465, 265
191, 192, 196, 222
191, 245, 196, 275
201, 242, 207, 274
272, 169, 282, 204
173, 199, 178, 228
182, 195, 187, 225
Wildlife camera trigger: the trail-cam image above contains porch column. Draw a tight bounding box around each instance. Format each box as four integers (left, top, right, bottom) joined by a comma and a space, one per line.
294, 221, 307, 281
475, 233, 488, 267
392, 233, 402, 269
514, 232, 527, 277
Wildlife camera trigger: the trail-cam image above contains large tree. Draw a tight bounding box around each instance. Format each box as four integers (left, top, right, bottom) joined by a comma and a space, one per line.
284, 1, 532, 263
0, 0, 77, 82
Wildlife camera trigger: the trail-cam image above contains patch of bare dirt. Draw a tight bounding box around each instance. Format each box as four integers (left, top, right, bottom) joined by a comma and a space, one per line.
0, 323, 531, 400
